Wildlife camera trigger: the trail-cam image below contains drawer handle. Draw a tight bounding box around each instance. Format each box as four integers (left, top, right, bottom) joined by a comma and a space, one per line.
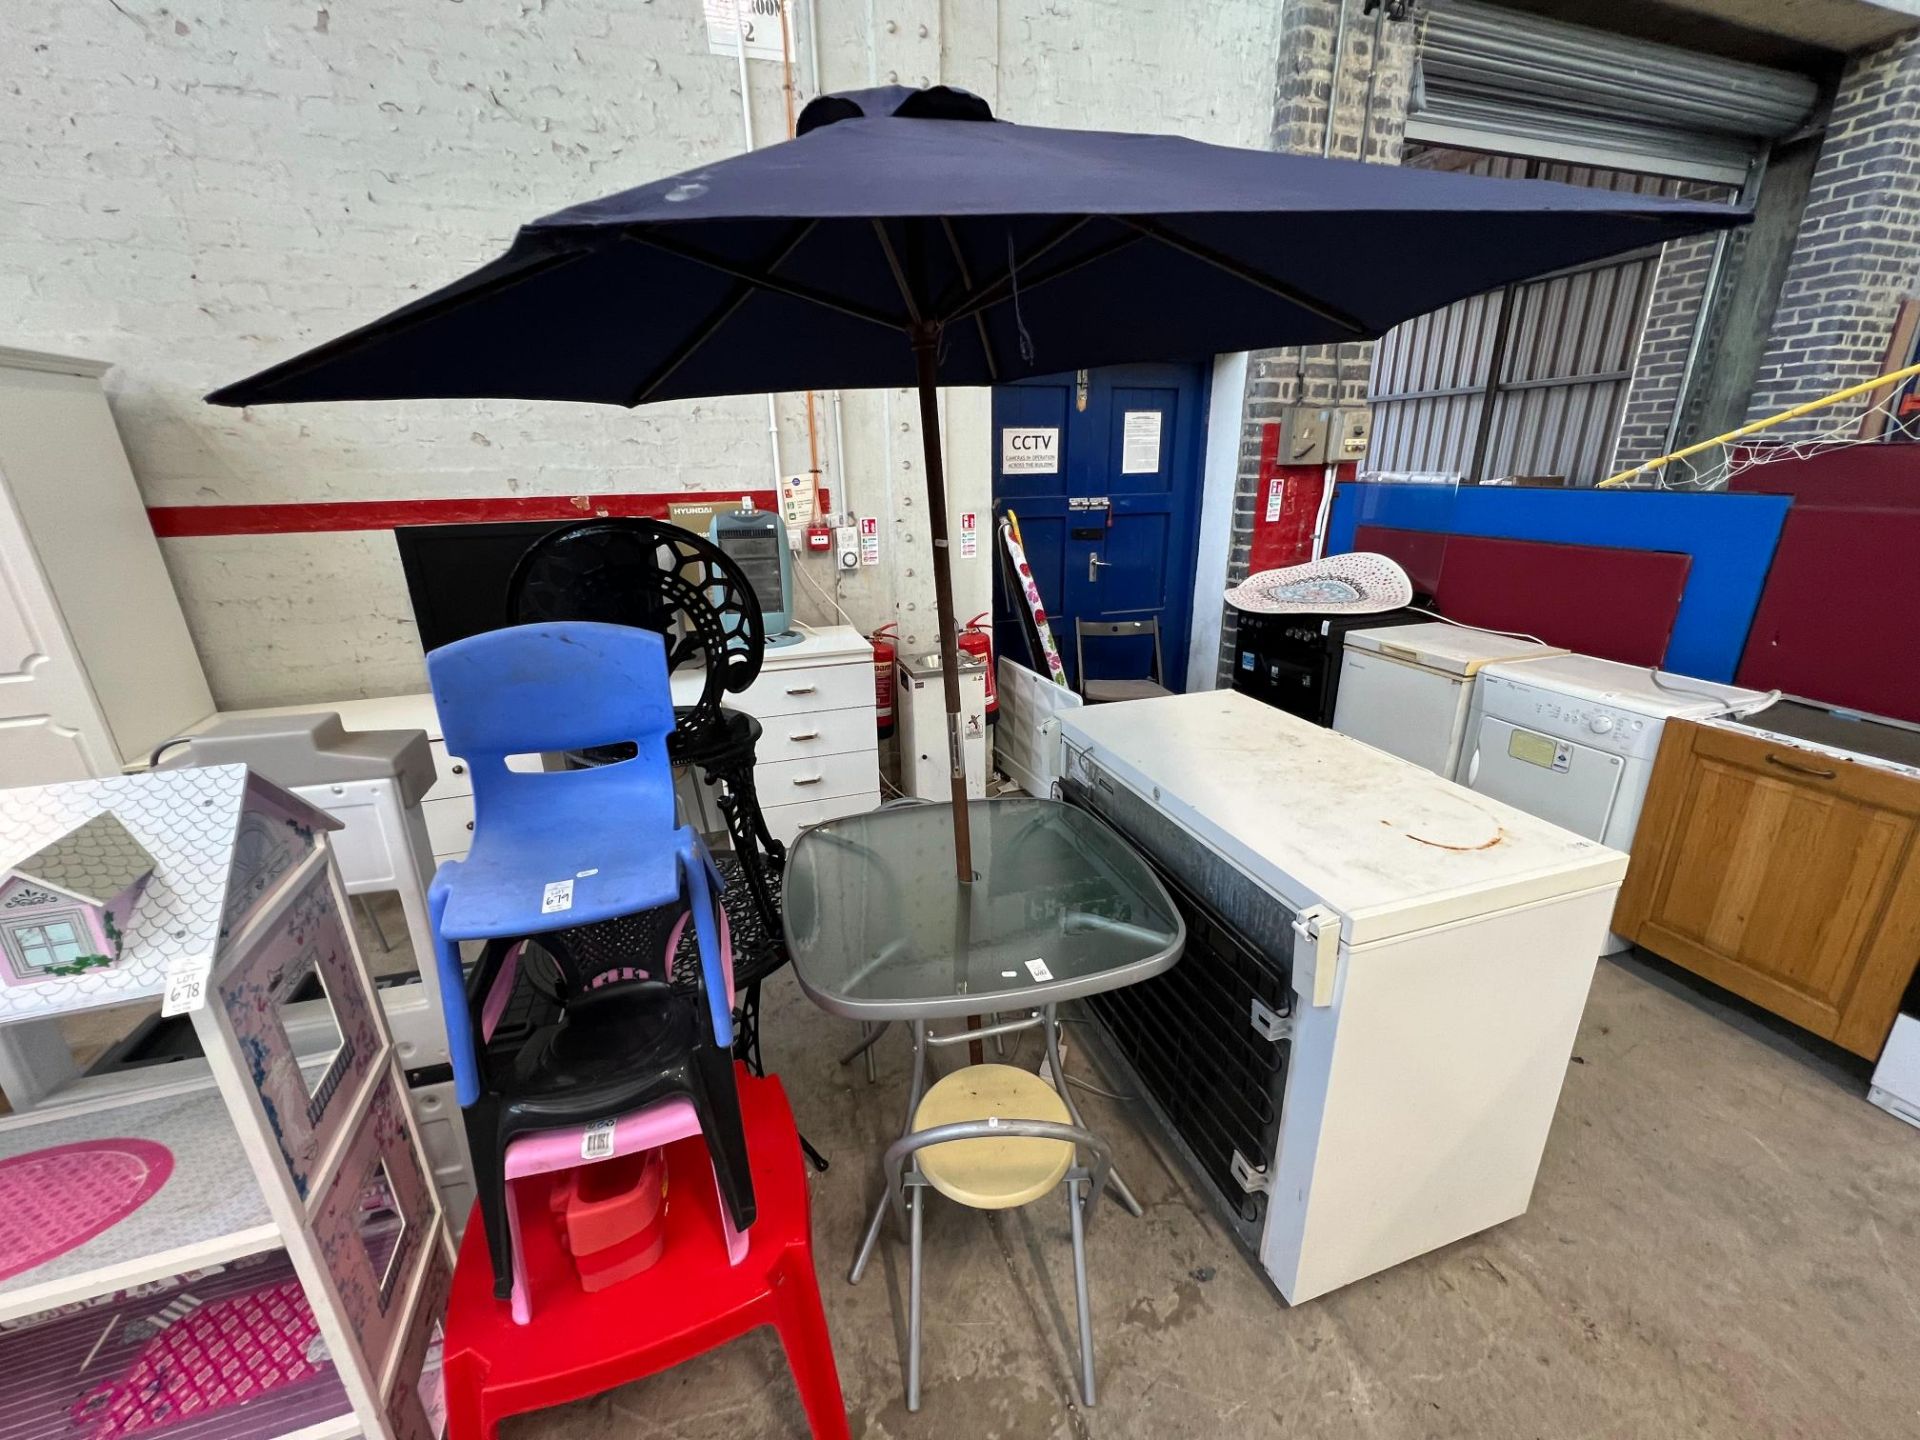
788, 730, 821, 741
785, 684, 817, 696
450, 763, 466, 775
1766, 753, 1835, 780
792, 775, 824, 786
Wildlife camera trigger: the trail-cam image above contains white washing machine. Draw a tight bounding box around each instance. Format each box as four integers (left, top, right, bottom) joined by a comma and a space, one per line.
1332, 623, 1567, 776
1457, 654, 1773, 953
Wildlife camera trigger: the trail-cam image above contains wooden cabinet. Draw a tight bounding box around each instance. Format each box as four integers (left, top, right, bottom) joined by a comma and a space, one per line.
1616, 719, 1920, 1059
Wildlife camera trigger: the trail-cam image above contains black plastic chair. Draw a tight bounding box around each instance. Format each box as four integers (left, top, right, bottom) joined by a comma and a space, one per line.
504, 518, 824, 1169
463, 898, 752, 1301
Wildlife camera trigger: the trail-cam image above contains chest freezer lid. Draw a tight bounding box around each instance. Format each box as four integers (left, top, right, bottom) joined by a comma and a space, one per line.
1059, 692, 1626, 947
1343, 622, 1567, 677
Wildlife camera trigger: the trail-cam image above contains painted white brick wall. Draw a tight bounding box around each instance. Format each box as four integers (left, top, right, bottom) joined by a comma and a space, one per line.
4, 0, 1277, 707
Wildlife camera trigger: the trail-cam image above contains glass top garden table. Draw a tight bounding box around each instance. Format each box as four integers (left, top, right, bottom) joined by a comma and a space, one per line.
782, 796, 1186, 1283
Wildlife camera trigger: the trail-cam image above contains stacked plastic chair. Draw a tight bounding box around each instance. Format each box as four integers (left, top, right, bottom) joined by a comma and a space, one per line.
426, 621, 851, 1440
506, 518, 827, 1170
425, 621, 753, 1306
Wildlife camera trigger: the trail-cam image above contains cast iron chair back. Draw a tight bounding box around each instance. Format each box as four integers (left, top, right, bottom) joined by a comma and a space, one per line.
505, 517, 765, 746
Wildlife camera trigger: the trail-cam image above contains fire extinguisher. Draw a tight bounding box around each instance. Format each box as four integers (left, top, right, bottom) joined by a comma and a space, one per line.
959, 613, 997, 721
871, 624, 897, 739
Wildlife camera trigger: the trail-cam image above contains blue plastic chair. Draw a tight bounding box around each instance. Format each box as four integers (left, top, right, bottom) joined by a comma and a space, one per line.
426, 621, 733, 1099
425, 622, 752, 1299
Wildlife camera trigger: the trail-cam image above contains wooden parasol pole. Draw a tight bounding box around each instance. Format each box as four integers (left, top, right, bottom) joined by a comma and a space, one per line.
911, 325, 976, 885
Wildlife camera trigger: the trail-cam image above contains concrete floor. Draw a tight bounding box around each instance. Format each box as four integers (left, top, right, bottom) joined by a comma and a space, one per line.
507, 952, 1920, 1440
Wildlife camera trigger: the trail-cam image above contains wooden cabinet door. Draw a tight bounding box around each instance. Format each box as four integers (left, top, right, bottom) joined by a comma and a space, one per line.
1616, 720, 1920, 1059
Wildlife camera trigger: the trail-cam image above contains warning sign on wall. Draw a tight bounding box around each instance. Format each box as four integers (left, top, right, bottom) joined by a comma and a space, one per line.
1001, 427, 1060, 474
959, 511, 978, 559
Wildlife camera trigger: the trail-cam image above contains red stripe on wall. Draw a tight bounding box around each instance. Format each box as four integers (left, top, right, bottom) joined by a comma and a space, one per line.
146, 490, 786, 538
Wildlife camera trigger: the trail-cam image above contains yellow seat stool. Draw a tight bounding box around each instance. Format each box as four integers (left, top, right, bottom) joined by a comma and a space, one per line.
912, 1065, 1074, 1208
885, 1063, 1113, 1411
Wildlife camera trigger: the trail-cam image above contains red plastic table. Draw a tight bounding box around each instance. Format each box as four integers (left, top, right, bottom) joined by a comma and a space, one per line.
443, 1069, 849, 1440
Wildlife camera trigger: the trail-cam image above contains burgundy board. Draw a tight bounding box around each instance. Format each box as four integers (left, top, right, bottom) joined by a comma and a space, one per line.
1730, 448, 1920, 721
1737, 504, 1920, 723
1729, 445, 1920, 508
1356, 525, 1691, 668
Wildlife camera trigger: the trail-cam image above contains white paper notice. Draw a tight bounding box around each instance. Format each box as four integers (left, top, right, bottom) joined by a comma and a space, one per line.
1001, 427, 1060, 474
702, 0, 791, 61
1264, 476, 1285, 523
1121, 410, 1163, 474
959, 511, 978, 559
541, 878, 575, 914
860, 515, 880, 566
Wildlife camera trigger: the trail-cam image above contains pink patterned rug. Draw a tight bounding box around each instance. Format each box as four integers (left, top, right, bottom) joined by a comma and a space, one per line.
0, 1138, 174, 1282
70, 1278, 327, 1440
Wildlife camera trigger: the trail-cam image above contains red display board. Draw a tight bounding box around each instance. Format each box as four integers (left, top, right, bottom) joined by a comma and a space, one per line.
1356, 525, 1691, 668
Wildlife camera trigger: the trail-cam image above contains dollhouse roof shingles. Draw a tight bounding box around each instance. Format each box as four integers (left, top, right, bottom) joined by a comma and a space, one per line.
7, 813, 155, 903
0, 766, 338, 1023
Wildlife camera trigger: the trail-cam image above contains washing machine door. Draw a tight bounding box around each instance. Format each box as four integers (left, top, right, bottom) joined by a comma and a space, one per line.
1463, 716, 1625, 841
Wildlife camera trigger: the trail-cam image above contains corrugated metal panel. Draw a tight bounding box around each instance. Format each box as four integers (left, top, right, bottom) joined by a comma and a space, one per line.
1366, 154, 1667, 487
1409, 0, 1816, 186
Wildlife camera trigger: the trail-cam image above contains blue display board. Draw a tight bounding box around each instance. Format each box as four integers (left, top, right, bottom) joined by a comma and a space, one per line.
1326, 484, 1792, 680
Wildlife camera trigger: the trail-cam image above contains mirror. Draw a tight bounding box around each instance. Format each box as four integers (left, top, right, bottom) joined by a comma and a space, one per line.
355, 1157, 406, 1296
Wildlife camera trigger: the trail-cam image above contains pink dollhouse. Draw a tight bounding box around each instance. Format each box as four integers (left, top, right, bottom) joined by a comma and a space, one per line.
0, 813, 154, 986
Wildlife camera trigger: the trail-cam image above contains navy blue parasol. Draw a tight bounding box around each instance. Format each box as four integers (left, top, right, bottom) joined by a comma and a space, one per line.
211, 85, 1745, 875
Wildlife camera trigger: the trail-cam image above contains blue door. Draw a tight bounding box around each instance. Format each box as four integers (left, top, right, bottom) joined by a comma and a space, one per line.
992, 363, 1209, 692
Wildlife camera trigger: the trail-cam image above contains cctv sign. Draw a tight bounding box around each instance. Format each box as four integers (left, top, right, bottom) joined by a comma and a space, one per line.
1001, 427, 1060, 474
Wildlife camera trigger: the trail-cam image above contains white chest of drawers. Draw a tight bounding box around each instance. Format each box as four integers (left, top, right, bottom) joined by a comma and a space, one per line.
301, 624, 881, 866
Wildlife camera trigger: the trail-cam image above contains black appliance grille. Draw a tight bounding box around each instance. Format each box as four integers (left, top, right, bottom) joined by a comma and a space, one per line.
1061, 761, 1294, 1240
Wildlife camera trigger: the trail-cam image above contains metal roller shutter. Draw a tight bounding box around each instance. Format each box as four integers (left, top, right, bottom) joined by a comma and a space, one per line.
1408, 0, 1819, 185
1367, 154, 1727, 487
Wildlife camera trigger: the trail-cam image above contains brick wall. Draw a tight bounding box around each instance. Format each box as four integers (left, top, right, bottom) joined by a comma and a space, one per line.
1613, 181, 1734, 472
1218, 0, 1417, 686
1747, 32, 1920, 440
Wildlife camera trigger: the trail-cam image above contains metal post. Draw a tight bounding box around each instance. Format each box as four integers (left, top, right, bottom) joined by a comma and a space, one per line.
907, 1181, 926, 1411
1069, 1175, 1096, 1405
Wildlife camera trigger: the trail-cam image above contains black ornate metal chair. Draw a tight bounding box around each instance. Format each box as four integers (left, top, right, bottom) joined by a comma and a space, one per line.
504, 517, 824, 1169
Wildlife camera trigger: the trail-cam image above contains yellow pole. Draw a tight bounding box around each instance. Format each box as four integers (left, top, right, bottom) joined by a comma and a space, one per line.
1597, 360, 1920, 489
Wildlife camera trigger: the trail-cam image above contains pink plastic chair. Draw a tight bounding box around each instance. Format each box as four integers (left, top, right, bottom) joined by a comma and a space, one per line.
485, 911, 747, 1325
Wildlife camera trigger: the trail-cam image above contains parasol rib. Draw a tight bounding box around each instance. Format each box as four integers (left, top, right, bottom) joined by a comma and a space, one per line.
1120, 217, 1370, 336
622, 226, 909, 333
627, 220, 822, 405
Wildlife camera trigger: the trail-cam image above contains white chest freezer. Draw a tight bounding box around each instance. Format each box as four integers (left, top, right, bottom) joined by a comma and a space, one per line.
1332, 622, 1566, 776
1058, 691, 1626, 1303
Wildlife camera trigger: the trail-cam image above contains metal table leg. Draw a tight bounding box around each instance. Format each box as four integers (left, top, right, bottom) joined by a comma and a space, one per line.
1044, 1005, 1142, 1217
850, 1017, 927, 1285
839, 1020, 888, 1082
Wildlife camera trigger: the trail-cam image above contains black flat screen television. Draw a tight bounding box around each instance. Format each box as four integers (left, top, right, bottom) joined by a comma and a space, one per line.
392, 520, 563, 654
